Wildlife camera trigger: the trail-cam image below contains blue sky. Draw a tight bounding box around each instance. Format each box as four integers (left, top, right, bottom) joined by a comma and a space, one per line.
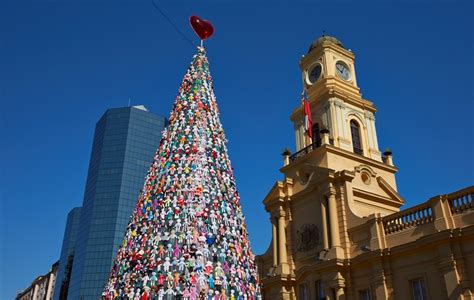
1, 0, 473, 298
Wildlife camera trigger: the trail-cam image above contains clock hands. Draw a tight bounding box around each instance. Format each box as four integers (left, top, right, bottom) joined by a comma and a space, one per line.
335, 63, 349, 80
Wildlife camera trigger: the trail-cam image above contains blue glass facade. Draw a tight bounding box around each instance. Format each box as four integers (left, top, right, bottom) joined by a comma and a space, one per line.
67, 106, 166, 299
53, 207, 82, 300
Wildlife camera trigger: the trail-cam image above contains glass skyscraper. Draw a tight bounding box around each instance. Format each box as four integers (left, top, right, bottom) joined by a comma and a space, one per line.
67, 105, 166, 299
53, 207, 82, 300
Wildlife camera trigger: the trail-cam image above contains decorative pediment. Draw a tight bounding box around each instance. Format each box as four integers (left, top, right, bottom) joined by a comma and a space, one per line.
262, 181, 287, 211
377, 176, 405, 205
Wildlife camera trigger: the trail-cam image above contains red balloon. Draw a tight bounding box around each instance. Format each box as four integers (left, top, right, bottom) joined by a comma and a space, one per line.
189, 15, 214, 40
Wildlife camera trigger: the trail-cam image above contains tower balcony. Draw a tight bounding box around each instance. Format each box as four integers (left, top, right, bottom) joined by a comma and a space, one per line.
289, 138, 391, 167
289, 139, 333, 162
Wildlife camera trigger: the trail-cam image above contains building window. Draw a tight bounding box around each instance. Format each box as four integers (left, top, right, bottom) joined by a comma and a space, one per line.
312, 123, 321, 148
410, 278, 428, 300
359, 289, 371, 300
315, 280, 326, 300
298, 283, 309, 300
350, 120, 363, 155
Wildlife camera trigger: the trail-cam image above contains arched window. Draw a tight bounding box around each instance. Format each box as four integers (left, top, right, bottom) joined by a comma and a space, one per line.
312, 123, 321, 148
350, 120, 363, 155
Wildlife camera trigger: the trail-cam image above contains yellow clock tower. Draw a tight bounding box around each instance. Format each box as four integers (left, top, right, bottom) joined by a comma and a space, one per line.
256, 36, 474, 300
295, 35, 382, 162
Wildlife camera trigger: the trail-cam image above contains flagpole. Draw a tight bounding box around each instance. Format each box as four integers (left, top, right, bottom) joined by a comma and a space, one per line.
301, 72, 313, 146
302, 89, 313, 147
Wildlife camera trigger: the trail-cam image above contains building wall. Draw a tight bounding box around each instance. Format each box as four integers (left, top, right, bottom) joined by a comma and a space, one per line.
53, 207, 82, 300
259, 35, 473, 300
67, 106, 166, 299
258, 184, 474, 300
16, 262, 59, 300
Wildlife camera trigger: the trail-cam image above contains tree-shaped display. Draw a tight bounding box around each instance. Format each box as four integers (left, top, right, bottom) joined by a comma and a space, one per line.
103, 47, 260, 300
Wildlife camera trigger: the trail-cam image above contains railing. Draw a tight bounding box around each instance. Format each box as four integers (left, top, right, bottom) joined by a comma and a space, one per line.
448, 186, 474, 215
289, 141, 321, 162
289, 138, 336, 162
383, 203, 434, 235
382, 186, 474, 235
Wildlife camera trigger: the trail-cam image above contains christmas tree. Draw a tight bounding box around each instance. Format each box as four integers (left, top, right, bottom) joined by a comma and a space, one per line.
102, 47, 260, 300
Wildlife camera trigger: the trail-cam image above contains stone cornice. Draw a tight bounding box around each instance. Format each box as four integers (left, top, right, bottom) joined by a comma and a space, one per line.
300, 42, 355, 68
376, 176, 405, 205
290, 79, 376, 122
294, 258, 347, 281
262, 181, 285, 212
349, 228, 474, 268
353, 189, 402, 209
281, 144, 397, 175
325, 145, 397, 173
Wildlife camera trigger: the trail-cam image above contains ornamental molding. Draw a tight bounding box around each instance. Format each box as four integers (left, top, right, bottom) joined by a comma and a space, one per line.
364, 110, 375, 120
354, 164, 377, 177
295, 163, 318, 186
345, 110, 366, 128
334, 99, 346, 108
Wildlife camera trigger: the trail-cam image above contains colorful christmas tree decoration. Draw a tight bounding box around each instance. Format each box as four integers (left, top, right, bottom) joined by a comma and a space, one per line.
102, 47, 261, 300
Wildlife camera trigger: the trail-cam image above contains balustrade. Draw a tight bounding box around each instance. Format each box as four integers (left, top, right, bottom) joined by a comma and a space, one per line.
383, 204, 433, 235
448, 187, 473, 215
383, 186, 473, 235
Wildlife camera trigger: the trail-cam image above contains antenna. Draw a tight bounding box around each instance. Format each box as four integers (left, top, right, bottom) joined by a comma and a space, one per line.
128, 98, 131, 107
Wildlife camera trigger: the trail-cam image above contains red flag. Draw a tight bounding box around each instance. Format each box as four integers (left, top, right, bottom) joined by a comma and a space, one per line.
303, 91, 313, 139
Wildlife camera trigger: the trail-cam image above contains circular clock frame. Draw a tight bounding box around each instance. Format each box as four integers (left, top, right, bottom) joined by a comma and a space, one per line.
306, 63, 323, 85
335, 61, 351, 81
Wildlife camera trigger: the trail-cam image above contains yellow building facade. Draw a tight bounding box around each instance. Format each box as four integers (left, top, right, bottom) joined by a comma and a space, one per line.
256, 36, 474, 300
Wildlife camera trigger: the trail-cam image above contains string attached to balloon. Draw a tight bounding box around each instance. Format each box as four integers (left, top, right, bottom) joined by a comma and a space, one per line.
150, 0, 214, 48
189, 15, 215, 47
151, 0, 195, 47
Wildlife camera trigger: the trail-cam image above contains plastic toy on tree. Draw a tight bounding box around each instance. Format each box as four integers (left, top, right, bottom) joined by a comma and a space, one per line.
102, 17, 261, 300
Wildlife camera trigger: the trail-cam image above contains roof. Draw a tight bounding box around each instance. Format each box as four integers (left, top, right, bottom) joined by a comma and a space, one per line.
308, 35, 344, 53
132, 105, 148, 111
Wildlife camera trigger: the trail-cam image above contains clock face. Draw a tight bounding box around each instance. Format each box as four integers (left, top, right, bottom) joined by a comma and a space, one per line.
308, 64, 322, 84
335, 61, 350, 81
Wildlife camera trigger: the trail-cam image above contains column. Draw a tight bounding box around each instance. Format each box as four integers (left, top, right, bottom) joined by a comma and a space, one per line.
299, 123, 306, 149
325, 102, 333, 142
278, 210, 287, 264
272, 217, 278, 266
320, 198, 329, 249
32, 284, 39, 300
364, 112, 375, 149
335, 101, 344, 139
329, 99, 338, 145
335, 287, 345, 300
295, 122, 302, 151
325, 288, 335, 300
370, 118, 379, 150
328, 188, 340, 247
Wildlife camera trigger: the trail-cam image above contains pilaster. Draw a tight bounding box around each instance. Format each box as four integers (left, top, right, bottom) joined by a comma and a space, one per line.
426, 195, 455, 232
272, 217, 278, 266
437, 244, 462, 299
321, 197, 329, 250
371, 259, 389, 300
277, 207, 290, 274
325, 184, 345, 259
